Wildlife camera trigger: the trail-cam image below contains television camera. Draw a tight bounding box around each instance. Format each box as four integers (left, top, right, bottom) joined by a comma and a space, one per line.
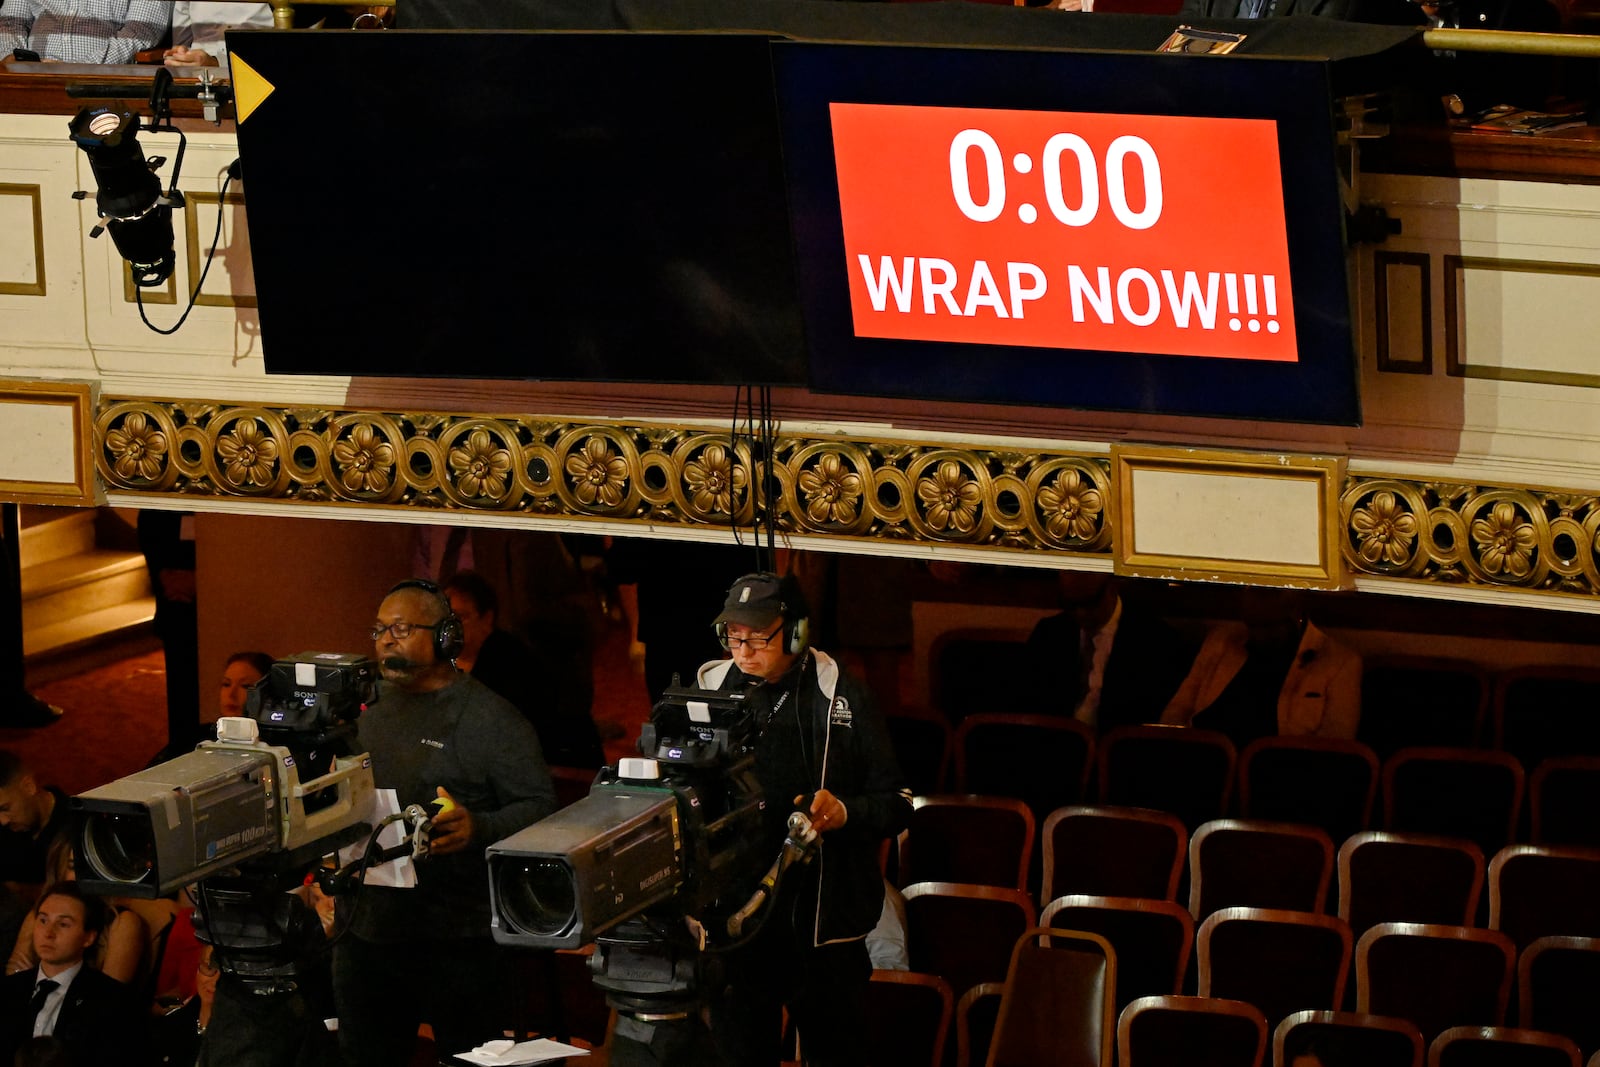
69, 652, 426, 994
72, 652, 379, 899
486, 683, 819, 1018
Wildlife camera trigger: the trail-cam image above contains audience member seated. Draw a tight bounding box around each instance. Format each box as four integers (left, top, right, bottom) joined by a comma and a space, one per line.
151, 942, 217, 1067
416, 527, 601, 744
1180, 0, 1422, 22
0, 0, 169, 63
1161, 593, 1362, 747
605, 535, 748, 705
163, 1, 272, 77
1022, 574, 1196, 734
1419, 0, 1562, 111
7, 838, 149, 986
0, 883, 149, 1066
152, 886, 202, 1007
443, 570, 605, 768
0, 754, 70, 957
218, 650, 272, 722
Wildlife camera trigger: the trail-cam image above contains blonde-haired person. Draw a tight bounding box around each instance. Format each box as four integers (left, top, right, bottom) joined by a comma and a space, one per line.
6, 837, 154, 985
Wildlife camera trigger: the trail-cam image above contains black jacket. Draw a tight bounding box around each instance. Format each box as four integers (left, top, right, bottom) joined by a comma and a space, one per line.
472, 628, 605, 769
0, 965, 150, 1067
1024, 605, 1197, 735
700, 650, 912, 945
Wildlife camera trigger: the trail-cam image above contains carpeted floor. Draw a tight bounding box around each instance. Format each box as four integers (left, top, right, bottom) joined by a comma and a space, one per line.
19, 649, 170, 794
19, 618, 655, 798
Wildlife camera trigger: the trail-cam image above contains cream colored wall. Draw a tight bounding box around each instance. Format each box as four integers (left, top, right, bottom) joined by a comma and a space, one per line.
4, 115, 1600, 473
193, 511, 413, 724
5, 114, 1600, 617
1354, 173, 1600, 486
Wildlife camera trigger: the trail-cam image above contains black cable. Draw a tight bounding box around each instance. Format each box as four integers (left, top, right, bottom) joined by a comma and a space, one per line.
729, 386, 745, 552
316, 813, 421, 951
133, 162, 235, 336
765, 386, 777, 568
728, 383, 787, 574
747, 385, 760, 570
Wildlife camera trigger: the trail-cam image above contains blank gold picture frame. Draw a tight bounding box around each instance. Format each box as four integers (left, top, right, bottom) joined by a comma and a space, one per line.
0, 380, 100, 505
1111, 444, 1345, 588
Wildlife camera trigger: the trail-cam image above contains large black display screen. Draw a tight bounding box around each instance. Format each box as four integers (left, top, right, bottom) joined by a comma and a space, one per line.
233, 28, 1363, 424
232, 31, 807, 385
774, 41, 1362, 425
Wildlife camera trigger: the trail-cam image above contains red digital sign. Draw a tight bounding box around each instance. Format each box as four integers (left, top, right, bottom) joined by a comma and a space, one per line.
830, 103, 1298, 362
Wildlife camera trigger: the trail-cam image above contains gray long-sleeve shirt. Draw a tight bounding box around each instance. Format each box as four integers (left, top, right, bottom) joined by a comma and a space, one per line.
350, 672, 556, 942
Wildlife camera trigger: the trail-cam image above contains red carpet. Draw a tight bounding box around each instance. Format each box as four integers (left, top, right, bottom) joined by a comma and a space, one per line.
20, 649, 169, 794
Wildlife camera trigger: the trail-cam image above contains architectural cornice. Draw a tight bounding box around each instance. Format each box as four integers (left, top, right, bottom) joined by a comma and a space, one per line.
94, 396, 1600, 605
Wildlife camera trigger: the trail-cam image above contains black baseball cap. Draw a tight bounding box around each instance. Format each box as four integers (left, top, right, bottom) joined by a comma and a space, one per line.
714, 573, 791, 629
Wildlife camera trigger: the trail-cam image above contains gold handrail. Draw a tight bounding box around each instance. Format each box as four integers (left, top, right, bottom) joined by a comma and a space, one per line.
1420, 27, 1600, 57
269, 1, 394, 31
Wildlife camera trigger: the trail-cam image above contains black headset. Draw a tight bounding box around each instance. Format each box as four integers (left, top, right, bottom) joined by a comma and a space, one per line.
385, 578, 466, 662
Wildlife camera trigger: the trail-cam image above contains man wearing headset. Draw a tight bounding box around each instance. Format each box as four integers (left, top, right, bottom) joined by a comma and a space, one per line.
333, 579, 557, 1067
698, 572, 912, 1067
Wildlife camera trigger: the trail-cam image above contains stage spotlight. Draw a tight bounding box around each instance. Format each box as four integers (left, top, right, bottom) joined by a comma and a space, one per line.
68, 105, 176, 287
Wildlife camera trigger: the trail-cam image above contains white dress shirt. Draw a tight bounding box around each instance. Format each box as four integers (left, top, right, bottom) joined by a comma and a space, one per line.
31, 960, 82, 1037
169, 0, 272, 73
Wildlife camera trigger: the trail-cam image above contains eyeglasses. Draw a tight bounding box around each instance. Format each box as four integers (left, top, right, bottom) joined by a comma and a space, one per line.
717, 622, 784, 652
369, 620, 440, 641
197, 959, 219, 978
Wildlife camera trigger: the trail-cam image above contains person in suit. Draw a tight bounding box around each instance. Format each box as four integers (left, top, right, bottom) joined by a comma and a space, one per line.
0, 883, 148, 1067
1417, 0, 1561, 110
1161, 591, 1363, 745
1023, 573, 1198, 735
1179, 0, 1422, 22
138, 510, 200, 758
441, 570, 605, 768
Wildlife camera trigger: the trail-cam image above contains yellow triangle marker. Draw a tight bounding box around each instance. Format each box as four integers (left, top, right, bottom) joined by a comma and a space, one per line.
230, 53, 275, 125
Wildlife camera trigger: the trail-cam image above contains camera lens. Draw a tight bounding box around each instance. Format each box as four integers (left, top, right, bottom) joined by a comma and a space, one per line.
497, 859, 577, 937
79, 813, 156, 885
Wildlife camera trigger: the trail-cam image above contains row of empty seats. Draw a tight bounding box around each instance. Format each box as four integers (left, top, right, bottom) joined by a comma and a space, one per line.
885, 913, 1600, 1066
929, 648, 1600, 770
902, 801, 1600, 945
889, 716, 1600, 855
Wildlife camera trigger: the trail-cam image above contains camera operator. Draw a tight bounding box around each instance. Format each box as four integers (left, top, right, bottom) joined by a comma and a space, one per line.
333, 579, 557, 1067
696, 572, 911, 1067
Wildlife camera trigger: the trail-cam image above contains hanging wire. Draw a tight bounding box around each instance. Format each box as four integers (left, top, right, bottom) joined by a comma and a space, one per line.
134, 163, 235, 336
728, 384, 784, 574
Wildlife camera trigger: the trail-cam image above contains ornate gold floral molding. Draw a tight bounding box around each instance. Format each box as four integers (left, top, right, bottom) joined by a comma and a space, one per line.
95, 398, 1113, 556
1341, 477, 1600, 599
92, 397, 1600, 602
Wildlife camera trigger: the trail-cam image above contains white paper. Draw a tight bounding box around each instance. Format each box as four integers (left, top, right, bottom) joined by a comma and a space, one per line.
455, 1038, 590, 1065
335, 788, 415, 888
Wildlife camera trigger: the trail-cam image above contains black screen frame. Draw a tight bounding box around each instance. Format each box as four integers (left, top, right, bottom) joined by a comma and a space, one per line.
774, 40, 1362, 426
